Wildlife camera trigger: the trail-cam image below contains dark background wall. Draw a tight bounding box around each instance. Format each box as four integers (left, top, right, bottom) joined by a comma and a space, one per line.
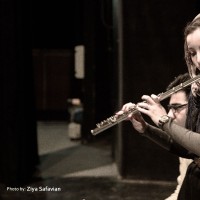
119, 0, 199, 180
0, 0, 39, 186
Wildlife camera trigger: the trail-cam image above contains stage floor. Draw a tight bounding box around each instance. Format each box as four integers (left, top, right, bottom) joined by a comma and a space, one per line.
0, 121, 176, 200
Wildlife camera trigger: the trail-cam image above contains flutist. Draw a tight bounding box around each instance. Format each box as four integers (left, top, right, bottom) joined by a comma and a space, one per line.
117, 73, 192, 200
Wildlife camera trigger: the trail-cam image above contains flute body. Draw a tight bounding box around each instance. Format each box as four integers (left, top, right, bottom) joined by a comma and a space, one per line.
91, 74, 200, 135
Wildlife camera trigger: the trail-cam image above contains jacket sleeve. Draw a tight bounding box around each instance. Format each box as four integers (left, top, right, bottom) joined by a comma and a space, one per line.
143, 124, 172, 151
144, 124, 194, 158
163, 119, 200, 157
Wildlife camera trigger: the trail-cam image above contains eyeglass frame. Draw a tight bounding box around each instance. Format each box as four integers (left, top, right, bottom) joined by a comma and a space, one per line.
167, 103, 188, 113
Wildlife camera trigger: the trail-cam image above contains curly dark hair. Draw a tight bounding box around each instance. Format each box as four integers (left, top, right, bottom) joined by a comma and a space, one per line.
166, 73, 191, 99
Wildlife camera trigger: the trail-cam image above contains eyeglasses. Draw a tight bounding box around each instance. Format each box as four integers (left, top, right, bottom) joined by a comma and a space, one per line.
167, 103, 188, 113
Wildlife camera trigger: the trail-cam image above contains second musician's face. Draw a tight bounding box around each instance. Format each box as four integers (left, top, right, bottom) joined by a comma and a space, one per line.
187, 28, 200, 96
167, 91, 188, 127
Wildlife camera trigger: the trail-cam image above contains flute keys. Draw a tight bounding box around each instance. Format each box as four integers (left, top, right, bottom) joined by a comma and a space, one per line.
96, 123, 101, 128
109, 116, 116, 123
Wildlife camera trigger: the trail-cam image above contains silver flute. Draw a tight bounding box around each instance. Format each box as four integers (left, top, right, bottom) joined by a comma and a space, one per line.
91, 74, 200, 135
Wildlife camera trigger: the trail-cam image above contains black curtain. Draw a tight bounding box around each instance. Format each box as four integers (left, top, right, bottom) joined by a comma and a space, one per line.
119, 0, 199, 180
0, 0, 39, 186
